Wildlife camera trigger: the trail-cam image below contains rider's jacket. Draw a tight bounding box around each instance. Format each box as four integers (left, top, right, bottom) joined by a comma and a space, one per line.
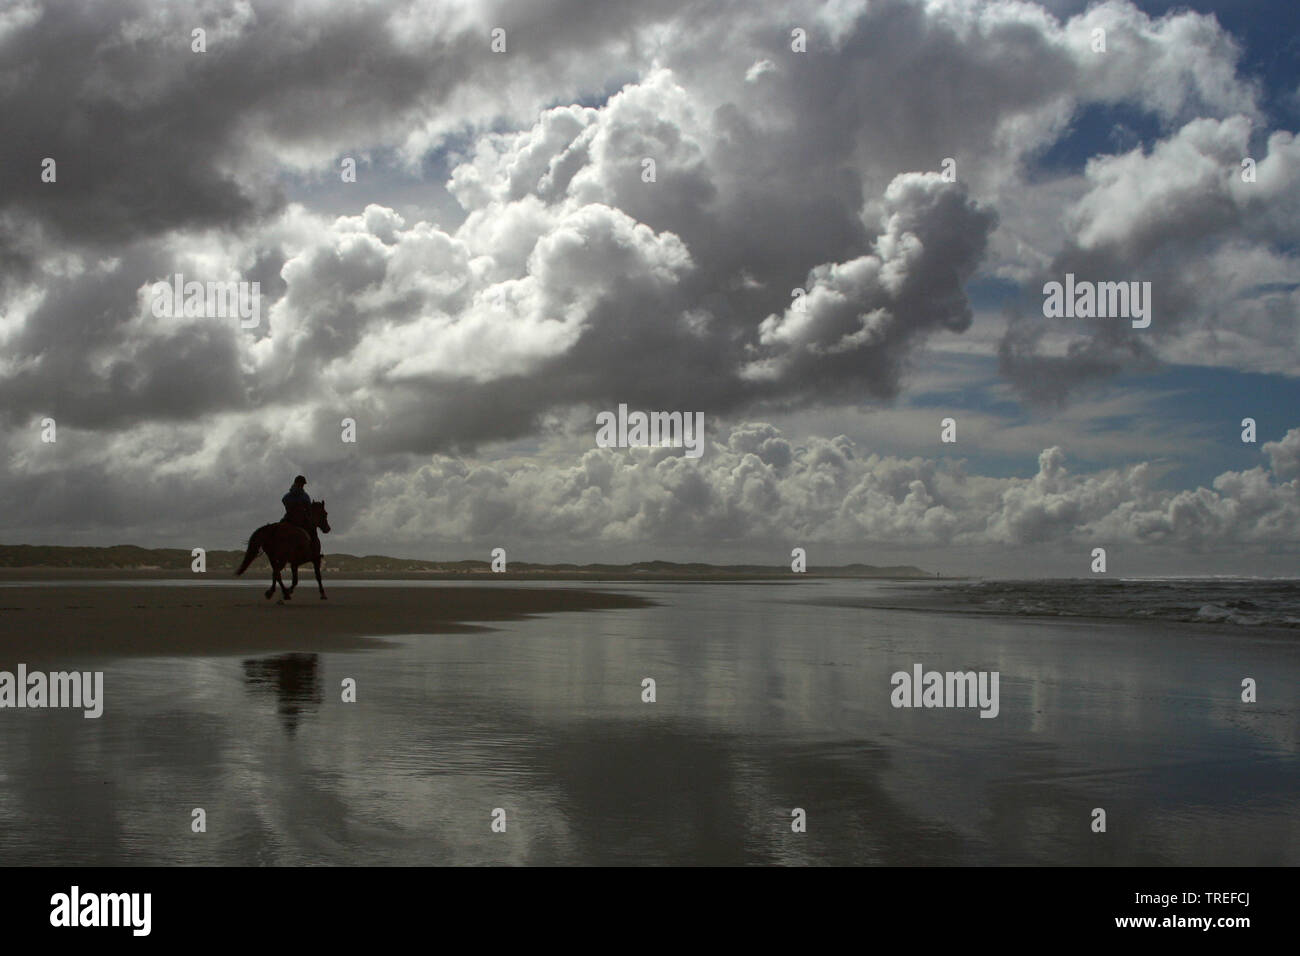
282, 486, 311, 509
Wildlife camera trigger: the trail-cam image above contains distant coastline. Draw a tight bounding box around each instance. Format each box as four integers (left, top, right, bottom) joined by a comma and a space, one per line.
0, 543, 934, 580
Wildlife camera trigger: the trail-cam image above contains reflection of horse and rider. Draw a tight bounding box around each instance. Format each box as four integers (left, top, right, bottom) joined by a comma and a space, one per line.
235, 474, 332, 601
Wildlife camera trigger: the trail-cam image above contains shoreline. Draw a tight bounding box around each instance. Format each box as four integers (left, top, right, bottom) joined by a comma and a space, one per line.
0, 584, 654, 661
799, 593, 1300, 643
0, 567, 949, 582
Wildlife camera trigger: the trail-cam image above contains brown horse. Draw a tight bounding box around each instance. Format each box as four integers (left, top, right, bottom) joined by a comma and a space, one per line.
234, 501, 332, 601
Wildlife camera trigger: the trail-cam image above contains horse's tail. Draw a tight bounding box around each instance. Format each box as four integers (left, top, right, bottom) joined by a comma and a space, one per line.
234, 526, 266, 576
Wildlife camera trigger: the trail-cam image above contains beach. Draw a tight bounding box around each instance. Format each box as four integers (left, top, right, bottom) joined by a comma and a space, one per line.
0, 582, 651, 660
0, 577, 1295, 865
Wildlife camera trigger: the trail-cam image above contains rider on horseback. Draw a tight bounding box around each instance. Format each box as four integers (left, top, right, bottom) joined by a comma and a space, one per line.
281, 475, 317, 549
237, 476, 331, 600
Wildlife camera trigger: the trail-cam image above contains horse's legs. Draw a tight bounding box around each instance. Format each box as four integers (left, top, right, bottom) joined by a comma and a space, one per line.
271, 561, 291, 600
289, 563, 299, 594
265, 559, 277, 600
313, 557, 326, 599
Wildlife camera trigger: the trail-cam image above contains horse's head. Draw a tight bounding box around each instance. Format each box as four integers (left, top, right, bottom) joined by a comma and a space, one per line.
311, 500, 331, 534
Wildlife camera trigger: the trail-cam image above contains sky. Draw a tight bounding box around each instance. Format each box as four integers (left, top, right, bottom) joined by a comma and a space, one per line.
1, 0, 1298, 577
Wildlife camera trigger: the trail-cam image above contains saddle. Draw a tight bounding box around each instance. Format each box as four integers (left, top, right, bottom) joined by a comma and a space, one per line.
280, 505, 320, 555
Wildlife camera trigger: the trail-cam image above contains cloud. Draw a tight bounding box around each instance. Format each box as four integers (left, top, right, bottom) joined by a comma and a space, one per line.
0, 0, 1294, 564
1000, 115, 1300, 399
744, 172, 996, 400
330, 422, 1300, 554
0, 65, 997, 445
4, 0, 1277, 435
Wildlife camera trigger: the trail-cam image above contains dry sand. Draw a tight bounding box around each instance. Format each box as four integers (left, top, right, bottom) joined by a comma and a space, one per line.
0, 583, 652, 660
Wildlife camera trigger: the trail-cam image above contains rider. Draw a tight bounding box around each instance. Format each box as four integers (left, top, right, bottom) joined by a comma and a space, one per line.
281, 475, 317, 548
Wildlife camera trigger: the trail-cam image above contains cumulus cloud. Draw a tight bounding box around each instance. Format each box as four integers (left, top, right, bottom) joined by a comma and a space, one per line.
1000, 115, 1300, 400
744, 173, 996, 400
0, 65, 998, 446
12, 412, 1300, 557
333, 422, 1300, 554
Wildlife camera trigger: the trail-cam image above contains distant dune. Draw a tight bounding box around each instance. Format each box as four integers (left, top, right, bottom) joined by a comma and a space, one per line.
0, 543, 932, 579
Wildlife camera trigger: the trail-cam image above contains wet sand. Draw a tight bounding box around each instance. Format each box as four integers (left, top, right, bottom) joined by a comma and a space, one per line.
0, 584, 652, 660
0, 578, 1295, 865
0, 567, 934, 583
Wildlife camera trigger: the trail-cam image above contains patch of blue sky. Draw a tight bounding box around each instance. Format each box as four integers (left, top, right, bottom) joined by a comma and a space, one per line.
899, 351, 1300, 487
1029, 101, 1165, 181
1027, 1, 1297, 185
965, 276, 1025, 311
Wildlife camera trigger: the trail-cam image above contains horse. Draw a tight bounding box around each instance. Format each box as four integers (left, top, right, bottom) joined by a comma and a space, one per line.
234, 500, 332, 601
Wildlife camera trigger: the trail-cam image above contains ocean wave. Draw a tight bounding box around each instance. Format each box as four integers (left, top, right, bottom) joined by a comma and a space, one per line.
943, 579, 1300, 628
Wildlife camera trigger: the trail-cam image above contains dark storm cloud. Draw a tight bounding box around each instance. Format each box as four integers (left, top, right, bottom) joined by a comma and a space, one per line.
0, 0, 508, 246
0, 0, 711, 249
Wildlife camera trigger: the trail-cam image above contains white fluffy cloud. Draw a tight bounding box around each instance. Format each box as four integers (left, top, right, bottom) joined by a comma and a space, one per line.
1001, 113, 1300, 397
344, 422, 1300, 553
